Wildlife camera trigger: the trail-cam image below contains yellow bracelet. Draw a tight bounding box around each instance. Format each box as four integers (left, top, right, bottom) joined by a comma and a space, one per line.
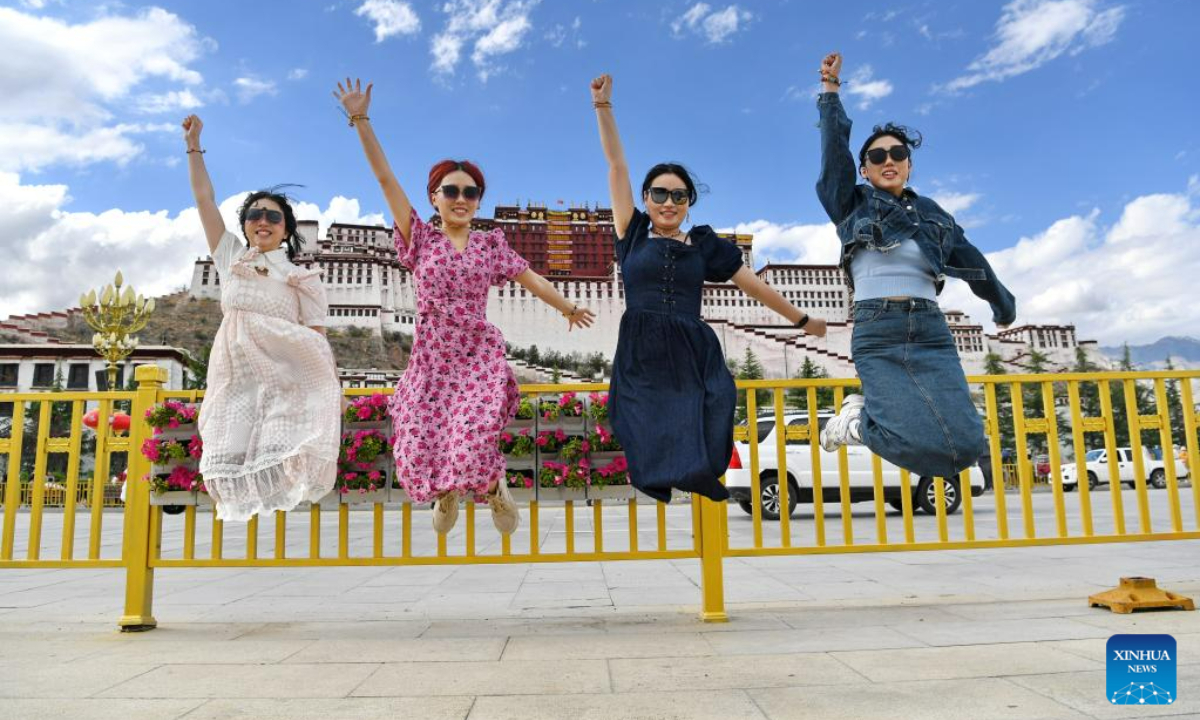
349, 114, 370, 127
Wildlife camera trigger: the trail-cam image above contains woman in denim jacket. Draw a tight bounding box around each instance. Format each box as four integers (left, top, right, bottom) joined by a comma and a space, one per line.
814, 52, 1016, 487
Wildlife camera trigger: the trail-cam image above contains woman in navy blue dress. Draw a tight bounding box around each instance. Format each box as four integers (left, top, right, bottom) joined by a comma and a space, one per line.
590, 73, 828, 502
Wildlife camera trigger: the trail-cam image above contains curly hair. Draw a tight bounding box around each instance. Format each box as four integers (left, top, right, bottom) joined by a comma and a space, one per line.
858, 123, 924, 168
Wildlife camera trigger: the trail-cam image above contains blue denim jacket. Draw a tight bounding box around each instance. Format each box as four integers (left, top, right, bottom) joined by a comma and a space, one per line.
815, 92, 1016, 325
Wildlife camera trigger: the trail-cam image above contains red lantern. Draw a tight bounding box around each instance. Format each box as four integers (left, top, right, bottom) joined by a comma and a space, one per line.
82, 409, 100, 429
110, 413, 131, 433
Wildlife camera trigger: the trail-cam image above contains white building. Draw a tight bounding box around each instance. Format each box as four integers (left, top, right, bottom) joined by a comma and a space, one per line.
189, 211, 1107, 380
0, 344, 190, 393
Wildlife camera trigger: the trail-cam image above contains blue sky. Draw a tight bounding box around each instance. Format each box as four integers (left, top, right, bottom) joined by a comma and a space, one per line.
2, 0, 1198, 345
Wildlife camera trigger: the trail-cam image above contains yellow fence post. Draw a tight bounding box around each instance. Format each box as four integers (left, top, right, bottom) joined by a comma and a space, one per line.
119, 364, 166, 631
698, 494, 728, 622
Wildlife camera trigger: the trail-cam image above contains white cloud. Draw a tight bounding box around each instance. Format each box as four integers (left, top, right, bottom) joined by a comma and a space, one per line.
940, 0, 1125, 93
134, 89, 203, 115
844, 65, 894, 110
671, 3, 752, 44
544, 16, 583, 48
233, 77, 278, 104
355, 0, 421, 42
719, 219, 841, 269
929, 191, 981, 216
0, 173, 388, 319
287, 68, 309, 81
938, 180, 1200, 344
430, 0, 539, 82
0, 123, 173, 173
0, 6, 210, 172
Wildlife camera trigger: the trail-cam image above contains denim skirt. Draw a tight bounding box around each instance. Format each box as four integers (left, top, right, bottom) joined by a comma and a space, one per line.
851, 298, 987, 479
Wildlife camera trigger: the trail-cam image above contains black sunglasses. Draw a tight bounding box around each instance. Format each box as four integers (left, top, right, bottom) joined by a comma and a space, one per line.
245, 208, 284, 224
647, 187, 689, 205
865, 145, 911, 166
438, 184, 481, 201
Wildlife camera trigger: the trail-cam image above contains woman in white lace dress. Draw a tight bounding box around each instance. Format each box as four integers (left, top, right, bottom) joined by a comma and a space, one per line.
183, 114, 342, 521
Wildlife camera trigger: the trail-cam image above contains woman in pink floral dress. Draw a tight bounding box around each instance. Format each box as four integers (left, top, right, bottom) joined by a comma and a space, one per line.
336, 78, 595, 536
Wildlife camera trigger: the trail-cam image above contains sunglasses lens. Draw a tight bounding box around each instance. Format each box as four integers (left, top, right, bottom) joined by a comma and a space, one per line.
267, 210, 283, 224
440, 185, 461, 200
649, 188, 667, 204
670, 190, 688, 205
247, 208, 283, 224
462, 186, 480, 200
889, 146, 910, 162
866, 148, 887, 165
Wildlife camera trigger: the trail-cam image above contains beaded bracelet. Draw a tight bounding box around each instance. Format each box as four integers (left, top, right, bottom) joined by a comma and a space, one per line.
349, 114, 370, 127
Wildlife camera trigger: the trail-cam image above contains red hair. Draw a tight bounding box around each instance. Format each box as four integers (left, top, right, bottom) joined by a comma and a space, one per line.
427, 159, 486, 204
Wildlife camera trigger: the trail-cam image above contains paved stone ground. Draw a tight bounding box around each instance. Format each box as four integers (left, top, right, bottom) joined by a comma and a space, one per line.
1, 498, 1198, 719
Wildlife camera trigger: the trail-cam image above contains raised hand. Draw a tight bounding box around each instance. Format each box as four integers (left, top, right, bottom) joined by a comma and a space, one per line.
182, 114, 203, 150
334, 77, 373, 118
805, 316, 828, 338
567, 307, 596, 331
820, 52, 843, 83
590, 74, 612, 104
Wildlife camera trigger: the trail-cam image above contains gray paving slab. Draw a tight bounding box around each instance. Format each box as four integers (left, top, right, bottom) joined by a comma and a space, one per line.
185, 697, 475, 719
503, 631, 713, 660
749, 678, 1093, 720
703, 625, 928, 655
0, 698, 205, 720
831, 643, 1103, 682
467, 690, 768, 720
352, 659, 611, 697
610, 652, 866, 692
1008, 664, 1200, 718
96, 663, 378, 699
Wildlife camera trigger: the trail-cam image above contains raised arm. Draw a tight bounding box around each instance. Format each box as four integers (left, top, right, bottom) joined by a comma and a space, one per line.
729, 267, 828, 337
334, 78, 414, 243
814, 52, 858, 225
591, 74, 635, 237
182, 115, 226, 253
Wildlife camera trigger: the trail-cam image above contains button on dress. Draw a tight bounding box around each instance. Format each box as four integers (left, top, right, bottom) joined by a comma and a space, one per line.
608, 209, 744, 502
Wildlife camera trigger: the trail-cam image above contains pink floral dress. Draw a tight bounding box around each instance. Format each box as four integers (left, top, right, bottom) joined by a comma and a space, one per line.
390, 211, 530, 502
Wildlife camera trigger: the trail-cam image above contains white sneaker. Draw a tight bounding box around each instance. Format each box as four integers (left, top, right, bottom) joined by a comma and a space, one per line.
432, 492, 460, 535
487, 481, 521, 535
820, 394, 865, 452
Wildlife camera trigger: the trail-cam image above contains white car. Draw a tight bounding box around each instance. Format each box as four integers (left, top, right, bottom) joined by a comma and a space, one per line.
726, 413, 987, 520
1059, 447, 1190, 491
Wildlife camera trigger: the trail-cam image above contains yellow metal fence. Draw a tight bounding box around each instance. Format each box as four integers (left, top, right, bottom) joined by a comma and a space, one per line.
0, 365, 1197, 629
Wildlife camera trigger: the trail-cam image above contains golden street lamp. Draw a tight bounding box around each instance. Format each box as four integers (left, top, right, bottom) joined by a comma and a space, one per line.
79, 271, 156, 390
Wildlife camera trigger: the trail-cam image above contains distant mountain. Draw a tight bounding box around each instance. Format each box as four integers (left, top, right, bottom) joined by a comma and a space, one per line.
1099, 336, 1200, 369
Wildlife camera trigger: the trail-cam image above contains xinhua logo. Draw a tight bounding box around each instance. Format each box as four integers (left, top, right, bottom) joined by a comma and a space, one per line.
1106, 634, 1177, 705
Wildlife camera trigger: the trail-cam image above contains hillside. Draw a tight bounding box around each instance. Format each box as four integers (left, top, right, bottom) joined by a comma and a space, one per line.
1099, 336, 1200, 370
53, 293, 409, 371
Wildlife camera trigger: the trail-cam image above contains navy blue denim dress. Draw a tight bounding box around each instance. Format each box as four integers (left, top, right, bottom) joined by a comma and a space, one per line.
609, 209, 743, 502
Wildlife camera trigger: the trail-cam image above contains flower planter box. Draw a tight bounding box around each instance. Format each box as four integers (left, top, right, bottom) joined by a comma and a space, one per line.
588, 451, 624, 464
507, 487, 535, 503
535, 487, 588, 504
150, 490, 197, 506
315, 491, 342, 509
152, 424, 198, 441
587, 484, 635, 501
541, 415, 585, 431
505, 417, 535, 430
343, 420, 391, 432
389, 487, 412, 504
504, 455, 536, 471
341, 488, 389, 505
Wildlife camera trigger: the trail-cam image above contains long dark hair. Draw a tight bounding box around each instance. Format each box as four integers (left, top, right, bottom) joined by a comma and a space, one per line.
237, 185, 305, 260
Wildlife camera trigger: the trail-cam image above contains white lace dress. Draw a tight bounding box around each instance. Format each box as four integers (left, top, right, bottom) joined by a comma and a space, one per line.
198, 232, 341, 521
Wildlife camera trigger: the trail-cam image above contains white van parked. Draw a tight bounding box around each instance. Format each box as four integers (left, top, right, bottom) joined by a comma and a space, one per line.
1059, 447, 1190, 491
726, 412, 987, 520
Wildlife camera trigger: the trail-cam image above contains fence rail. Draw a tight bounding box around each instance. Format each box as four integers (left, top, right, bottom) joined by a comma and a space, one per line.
1, 366, 1197, 628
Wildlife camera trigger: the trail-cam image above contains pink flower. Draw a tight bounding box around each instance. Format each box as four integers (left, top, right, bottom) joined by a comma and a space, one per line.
340, 486, 349, 495
167, 418, 179, 429
367, 471, 381, 481
357, 406, 372, 419
343, 473, 357, 481
523, 478, 533, 488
